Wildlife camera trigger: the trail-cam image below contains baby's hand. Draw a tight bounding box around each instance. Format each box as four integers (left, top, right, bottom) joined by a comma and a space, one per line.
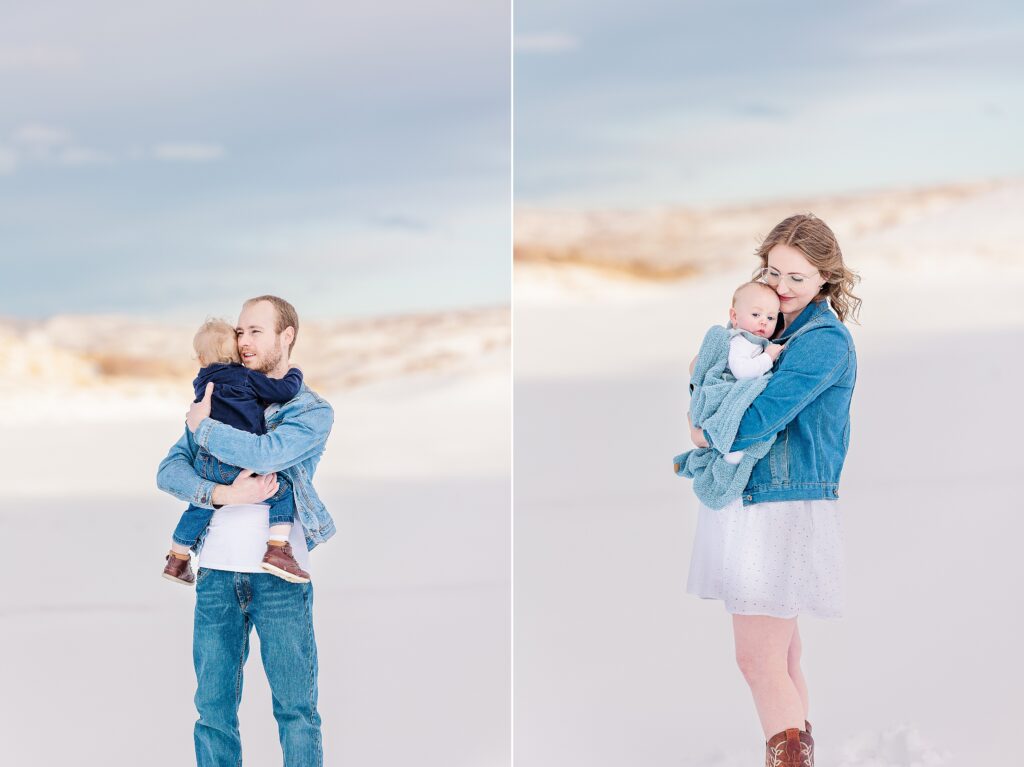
765, 343, 783, 361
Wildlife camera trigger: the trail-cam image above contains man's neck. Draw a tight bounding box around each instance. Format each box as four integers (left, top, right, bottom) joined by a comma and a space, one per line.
265, 361, 290, 379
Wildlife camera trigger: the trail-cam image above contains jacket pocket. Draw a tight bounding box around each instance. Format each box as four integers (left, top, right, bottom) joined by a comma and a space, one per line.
768, 426, 789, 483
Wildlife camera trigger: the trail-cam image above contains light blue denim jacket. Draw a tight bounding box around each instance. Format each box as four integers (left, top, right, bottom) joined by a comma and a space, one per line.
156, 384, 336, 550
704, 299, 857, 505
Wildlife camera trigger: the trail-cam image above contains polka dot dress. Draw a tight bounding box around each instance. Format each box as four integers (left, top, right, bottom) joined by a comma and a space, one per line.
686, 497, 844, 619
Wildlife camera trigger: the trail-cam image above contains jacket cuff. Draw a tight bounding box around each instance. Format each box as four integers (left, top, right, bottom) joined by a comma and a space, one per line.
194, 418, 216, 451
193, 478, 217, 508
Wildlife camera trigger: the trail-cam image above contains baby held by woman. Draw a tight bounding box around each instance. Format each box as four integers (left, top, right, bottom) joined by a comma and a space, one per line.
690, 281, 784, 463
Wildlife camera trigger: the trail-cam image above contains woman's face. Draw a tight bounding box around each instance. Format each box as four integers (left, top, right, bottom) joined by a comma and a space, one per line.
764, 243, 826, 318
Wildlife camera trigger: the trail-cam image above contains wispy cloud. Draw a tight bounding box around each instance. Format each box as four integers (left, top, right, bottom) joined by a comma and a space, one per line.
57, 147, 112, 166
14, 124, 72, 147
515, 33, 580, 54
153, 142, 225, 162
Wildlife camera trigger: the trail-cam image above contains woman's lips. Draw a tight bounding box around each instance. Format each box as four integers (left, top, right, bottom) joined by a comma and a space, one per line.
778, 295, 792, 302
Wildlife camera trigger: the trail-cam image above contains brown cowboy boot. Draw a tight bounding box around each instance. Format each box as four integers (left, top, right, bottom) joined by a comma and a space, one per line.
765, 727, 814, 767
260, 541, 311, 584
162, 551, 195, 585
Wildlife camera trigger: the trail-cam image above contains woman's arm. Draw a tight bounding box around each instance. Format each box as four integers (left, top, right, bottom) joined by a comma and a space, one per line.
724, 326, 853, 453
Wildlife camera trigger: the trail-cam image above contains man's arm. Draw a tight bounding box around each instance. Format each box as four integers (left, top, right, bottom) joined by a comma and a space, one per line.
156, 428, 217, 508
248, 367, 304, 404
722, 326, 852, 453
157, 426, 282, 507
193, 400, 334, 475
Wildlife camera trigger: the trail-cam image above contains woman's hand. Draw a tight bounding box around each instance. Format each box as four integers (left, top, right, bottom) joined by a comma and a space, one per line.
690, 424, 709, 448
211, 469, 279, 506
688, 412, 709, 448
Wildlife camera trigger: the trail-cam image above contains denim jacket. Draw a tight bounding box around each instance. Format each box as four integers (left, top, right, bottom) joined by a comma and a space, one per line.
156, 384, 336, 550
705, 299, 857, 505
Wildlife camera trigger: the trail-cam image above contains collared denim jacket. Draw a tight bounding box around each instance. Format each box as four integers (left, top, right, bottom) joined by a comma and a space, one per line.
156, 384, 336, 550
704, 299, 857, 505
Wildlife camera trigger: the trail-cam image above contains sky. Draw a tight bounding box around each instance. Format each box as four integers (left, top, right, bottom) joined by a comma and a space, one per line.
515, 0, 1024, 208
0, 1, 510, 319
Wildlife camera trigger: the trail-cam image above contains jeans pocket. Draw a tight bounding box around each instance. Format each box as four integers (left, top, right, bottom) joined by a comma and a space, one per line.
196, 567, 212, 585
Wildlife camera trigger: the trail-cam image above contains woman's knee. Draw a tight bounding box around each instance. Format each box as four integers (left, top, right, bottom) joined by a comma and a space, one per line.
735, 646, 786, 683
787, 631, 803, 673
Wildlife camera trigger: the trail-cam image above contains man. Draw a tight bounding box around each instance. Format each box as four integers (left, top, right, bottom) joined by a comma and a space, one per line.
157, 295, 334, 767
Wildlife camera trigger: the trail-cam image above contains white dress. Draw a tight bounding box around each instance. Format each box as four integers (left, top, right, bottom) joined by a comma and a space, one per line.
686, 496, 844, 619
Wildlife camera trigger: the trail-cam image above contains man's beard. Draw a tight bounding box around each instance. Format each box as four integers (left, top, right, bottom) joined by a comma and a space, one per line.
251, 337, 284, 374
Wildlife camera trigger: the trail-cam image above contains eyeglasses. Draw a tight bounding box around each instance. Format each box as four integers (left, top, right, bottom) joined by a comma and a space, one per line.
754, 266, 821, 289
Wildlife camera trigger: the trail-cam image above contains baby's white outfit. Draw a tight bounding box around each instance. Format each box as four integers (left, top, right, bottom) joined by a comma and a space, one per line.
722, 330, 774, 464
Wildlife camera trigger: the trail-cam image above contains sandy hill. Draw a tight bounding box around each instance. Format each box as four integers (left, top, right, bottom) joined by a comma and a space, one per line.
515, 178, 1024, 281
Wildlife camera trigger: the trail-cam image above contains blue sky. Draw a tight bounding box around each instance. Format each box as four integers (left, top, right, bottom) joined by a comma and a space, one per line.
0, 2, 509, 319
515, 0, 1024, 207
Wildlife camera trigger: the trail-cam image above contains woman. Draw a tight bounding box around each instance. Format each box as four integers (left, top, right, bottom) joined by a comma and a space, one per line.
686, 214, 861, 767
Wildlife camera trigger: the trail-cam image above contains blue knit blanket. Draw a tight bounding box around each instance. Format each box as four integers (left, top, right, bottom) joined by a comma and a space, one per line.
673, 324, 776, 509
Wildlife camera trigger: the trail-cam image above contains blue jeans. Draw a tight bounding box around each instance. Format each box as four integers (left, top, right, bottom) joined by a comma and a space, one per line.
193, 569, 323, 766
172, 451, 294, 547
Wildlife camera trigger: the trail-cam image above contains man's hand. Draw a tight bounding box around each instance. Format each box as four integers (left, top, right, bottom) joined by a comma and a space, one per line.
765, 343, 784, 362
211, 469, 279, 507
186, 382, 214, 433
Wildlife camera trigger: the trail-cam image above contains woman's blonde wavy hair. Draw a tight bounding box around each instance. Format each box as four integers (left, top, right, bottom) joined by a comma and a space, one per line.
753, 213, 862, 325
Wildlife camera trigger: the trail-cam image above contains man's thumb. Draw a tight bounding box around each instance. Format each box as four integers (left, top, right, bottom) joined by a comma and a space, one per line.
203, 382, 214, 401
237, 469, 254, 479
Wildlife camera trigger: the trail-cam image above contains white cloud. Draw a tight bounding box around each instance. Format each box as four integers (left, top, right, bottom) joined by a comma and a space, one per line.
14, 124, 72, 147
57, 147, 112, 166
153, 142, 225, 162
515, 33, 580, 54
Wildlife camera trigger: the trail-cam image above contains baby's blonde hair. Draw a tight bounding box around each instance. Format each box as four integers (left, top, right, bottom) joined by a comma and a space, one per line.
193, 319, 241, 367
732, 280, 780, 307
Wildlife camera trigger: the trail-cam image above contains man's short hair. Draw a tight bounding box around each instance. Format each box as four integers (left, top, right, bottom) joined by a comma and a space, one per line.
244, 295, 299, 355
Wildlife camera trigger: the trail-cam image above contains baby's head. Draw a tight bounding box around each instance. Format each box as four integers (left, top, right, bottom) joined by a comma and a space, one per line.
730, 281, 781, 339
193, 319, 241, 367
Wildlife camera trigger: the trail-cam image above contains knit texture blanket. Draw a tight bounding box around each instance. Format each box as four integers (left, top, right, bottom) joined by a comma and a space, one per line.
673, 324, 776, 509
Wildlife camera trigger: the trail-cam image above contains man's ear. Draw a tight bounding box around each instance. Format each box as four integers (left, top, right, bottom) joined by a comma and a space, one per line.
281, 326, 296, 354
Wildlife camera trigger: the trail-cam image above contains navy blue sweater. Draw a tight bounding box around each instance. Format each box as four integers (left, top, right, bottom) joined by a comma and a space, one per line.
192, 363, 303, 435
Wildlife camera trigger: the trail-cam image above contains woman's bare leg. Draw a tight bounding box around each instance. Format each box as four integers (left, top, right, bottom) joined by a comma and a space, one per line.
732, 615, 805, 738
787, 621, 809, 723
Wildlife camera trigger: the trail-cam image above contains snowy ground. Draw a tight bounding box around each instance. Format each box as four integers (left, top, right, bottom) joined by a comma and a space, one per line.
1, 363, 510, 766
513, 263, 1024, 765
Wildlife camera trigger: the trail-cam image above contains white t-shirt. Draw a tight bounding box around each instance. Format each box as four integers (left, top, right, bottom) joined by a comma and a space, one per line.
197, 503, 312, 574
